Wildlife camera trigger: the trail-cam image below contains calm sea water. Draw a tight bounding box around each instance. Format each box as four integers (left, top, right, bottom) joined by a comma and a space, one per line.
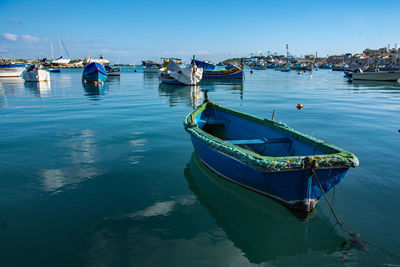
0, 68, 399, 266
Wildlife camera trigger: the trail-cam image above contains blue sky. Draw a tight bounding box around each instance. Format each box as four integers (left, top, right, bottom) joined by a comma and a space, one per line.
0, 0, 399, 63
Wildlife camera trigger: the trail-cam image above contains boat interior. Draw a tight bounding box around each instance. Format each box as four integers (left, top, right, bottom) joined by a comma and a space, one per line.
196, 107, 328, 157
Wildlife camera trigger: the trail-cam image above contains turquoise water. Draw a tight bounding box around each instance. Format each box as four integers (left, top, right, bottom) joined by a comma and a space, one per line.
0, 68, 399, 266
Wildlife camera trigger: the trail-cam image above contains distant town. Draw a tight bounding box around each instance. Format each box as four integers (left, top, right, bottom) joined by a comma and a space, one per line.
0, 46, 399, 69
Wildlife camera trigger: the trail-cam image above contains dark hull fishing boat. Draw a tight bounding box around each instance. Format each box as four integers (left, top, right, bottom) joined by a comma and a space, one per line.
184, 93, 358, 212
83, 62, 107, 83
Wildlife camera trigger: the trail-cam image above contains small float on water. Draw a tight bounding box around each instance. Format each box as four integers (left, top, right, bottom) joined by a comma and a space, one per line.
158, 57, 203, 85
184, 92, 358, 212
82, 62, 107, 83
23, 65, 50, 82
191, 60, 243, 79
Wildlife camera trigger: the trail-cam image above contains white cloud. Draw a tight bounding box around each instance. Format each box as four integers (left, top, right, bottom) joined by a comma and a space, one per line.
8, 19, 22, 24
1, 33, 18, 41
20, 34, 41, 43
195, 50, 211, 55
99, 48, 131, 55
0, 33, 45, 43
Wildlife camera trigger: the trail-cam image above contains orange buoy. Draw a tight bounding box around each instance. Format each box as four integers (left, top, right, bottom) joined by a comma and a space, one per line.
297, 104, 303, 110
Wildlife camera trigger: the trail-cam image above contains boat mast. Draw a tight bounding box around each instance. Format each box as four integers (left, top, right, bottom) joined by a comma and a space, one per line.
59, 36, 63, 58
51, 43, 54, 59
286, 44, 289, 64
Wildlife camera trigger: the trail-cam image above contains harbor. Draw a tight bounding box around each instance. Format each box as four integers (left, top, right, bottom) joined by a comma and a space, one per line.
1, 67, 399, 266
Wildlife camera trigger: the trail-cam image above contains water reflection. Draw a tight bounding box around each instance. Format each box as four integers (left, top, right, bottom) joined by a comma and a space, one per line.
201, 79, 244, 99
143, 72, 159, 80
159, 83, 203, 108
184, 153, 345, 264
25, 81, 51, 97
0, 77, 25, 97
40, 129, 103, 193
349, 80, 400, 90
128, 131, 148, 165
107, 75, 121, 83
40, 165, 102, 193
82, 81, 108, 101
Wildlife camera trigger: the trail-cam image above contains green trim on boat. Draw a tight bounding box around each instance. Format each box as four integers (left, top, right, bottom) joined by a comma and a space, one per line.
184, 102, 359, 172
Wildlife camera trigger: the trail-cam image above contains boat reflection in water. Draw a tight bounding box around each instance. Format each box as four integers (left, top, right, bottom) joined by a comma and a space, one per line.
0, 77, 25, 97
143, 71, 159, 80
349, 79, 400, 89
159, 83, 202, 108
25, 81, 51, 97
82, 81, 107, 101
184, 153, 345, 264
200, 79, 244, 99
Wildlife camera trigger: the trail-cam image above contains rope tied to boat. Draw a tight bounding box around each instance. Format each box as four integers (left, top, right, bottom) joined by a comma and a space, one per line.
309, 166, 400, 265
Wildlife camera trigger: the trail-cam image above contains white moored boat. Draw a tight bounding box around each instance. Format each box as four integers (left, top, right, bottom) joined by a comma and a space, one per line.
158, 58, 203, 85
0, 64, 26, 78
51, 56, 71, 65
23, 65, 50, 82
51, 36, 71, 65
351, 70, 400, 82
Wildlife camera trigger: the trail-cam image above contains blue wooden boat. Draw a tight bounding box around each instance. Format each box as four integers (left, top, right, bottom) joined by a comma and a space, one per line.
193, 60, 243, 79
83, 62, 107, 83
184, 93, 358, 212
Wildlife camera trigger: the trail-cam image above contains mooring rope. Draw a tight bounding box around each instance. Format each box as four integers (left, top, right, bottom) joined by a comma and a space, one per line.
311, 168, 400, 265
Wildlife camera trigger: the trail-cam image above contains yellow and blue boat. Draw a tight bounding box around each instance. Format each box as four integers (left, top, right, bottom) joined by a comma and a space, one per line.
193, 60, 243, 79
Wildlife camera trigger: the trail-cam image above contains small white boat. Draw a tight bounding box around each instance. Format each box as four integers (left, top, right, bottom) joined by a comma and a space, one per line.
0, 64, 26, 78
23, 65, 50, 82
51, 56, 71, 65
351, 70, 400, 82
158, 59, 203, 85
51, 36, 71, 65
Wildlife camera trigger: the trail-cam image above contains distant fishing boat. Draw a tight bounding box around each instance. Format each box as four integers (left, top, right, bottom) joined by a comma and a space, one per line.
332, 64, 347, 71
158, 58, 203, 85
142, 60, 161, 73
82, 62, 107, 83
351, 69, 400, 82
184, 93, 359, 212
23, 65, 50, 82
105, 65, 121, 76
192, 60, 243, 79
250, 63, 267, 70
0, 63, 26, 78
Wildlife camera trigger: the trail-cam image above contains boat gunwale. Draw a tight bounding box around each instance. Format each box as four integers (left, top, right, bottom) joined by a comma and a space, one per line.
184, 102, 359, 172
